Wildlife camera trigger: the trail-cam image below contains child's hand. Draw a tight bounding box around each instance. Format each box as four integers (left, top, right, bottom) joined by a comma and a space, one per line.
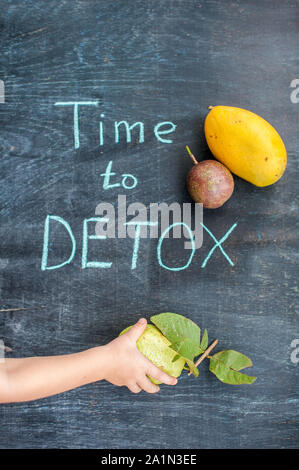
0, 318, 177, 403
102, 318, 178, 394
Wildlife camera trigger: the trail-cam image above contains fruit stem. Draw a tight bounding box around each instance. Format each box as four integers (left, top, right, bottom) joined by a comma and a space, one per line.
208, 105, 214, 110
187, 339, 218, 376
185, 145, 198, 165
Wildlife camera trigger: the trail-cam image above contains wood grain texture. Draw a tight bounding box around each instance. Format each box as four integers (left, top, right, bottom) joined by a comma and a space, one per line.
0, 0, 298, 449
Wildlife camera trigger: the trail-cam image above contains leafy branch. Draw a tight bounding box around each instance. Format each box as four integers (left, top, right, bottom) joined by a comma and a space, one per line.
150, 313, 256, 385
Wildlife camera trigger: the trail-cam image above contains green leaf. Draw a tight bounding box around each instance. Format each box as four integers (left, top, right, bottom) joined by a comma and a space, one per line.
200, 329, 208, 351
151, 313, 202, 358
209, 350, 256, 385
171, 354, 180, 363
212, 350, 253, 370
151, 313, 202, 377
170, 337, 203, 360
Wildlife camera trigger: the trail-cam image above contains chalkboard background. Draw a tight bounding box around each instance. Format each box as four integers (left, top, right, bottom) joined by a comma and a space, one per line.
0, 0, 298, 449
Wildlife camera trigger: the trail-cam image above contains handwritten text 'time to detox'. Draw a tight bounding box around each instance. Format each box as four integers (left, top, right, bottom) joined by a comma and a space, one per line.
41, 102, 238, 272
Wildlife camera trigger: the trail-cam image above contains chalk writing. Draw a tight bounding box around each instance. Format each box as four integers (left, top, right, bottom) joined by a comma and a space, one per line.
200, 222, 237, 268
41, 215, 237, 271
41, 103, 237, 274
100, 161, 138, 190
54, 101, 99, 149
82, 217, 112, 269
115, 121, 144, 144
54, 101, 176, 149
125, 221, 157, 270
41, 215, 76, 270
157, 222, 196, 271
154, 121, 177, 143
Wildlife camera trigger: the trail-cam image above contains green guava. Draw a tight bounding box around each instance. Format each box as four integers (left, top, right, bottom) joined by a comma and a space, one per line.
120, 324, 185, 384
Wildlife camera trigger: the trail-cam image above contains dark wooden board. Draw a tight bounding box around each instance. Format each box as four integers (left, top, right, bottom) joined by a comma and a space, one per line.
0, 0, 298, 449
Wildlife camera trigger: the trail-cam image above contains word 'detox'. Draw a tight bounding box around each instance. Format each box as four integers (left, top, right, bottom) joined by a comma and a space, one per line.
54, 101, 177, 149
41, 215, 237, 272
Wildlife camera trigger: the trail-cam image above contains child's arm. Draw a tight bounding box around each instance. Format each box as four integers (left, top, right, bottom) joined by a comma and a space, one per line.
0, 319, 177, 403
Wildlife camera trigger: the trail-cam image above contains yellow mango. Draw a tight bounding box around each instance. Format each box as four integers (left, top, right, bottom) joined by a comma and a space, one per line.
204, 106, 287, 187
